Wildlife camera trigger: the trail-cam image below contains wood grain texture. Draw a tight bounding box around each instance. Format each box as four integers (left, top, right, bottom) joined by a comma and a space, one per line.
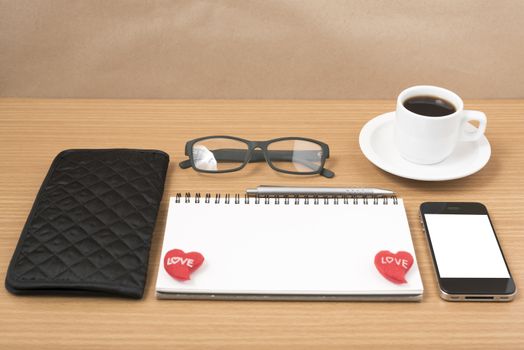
0, 99, 523, 349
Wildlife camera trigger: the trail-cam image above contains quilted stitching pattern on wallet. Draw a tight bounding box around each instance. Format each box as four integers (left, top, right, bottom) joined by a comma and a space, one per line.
8, 150, 168, 296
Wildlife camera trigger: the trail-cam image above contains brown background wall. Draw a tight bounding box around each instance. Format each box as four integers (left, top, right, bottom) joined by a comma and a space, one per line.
1, 0, 523, 99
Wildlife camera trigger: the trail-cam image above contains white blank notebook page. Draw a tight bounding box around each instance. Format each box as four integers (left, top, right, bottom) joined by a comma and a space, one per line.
156, 197, 423, 295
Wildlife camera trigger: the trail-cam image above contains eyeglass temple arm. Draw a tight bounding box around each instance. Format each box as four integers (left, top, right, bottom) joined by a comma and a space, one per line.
179, 149, 255, 169
180, 149, 316, 165
179, 149, 248, 169
179, 149, 286, 168
179, 149, 334, 178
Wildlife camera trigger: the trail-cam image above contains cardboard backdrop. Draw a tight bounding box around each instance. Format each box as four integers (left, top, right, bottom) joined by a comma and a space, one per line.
1, 0, 523, 99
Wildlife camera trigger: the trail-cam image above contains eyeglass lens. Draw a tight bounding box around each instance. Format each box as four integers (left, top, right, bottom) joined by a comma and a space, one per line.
192, 138, 248, 171
267, 139, 323, 173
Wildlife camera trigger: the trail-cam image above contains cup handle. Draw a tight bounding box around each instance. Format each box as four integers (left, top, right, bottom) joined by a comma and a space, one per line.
460, 110, 487, 142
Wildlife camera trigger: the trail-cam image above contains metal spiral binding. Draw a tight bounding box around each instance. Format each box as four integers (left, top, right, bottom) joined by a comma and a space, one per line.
174, 193, 398, 205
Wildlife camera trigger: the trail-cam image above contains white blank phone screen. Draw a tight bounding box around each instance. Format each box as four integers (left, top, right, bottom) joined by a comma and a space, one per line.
424, 214, 510, 278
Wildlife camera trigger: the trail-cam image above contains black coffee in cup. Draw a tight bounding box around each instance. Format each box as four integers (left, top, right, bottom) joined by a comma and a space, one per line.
403, 96, 456, 117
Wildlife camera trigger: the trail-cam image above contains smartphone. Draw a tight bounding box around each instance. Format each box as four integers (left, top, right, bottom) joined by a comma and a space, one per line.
420, 202, 516, 301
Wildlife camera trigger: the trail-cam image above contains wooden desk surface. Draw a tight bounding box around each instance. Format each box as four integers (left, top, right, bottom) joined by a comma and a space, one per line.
1, 99, 523, 349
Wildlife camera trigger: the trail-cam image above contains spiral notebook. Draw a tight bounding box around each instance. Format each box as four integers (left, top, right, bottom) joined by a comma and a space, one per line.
155, 193, 423, 301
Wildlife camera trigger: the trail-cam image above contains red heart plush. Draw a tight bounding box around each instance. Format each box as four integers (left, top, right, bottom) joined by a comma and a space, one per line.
164, 249, 204, 281
374, 251, 414, 284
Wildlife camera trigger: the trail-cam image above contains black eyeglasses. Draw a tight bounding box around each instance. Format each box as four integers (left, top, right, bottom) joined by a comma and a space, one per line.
179, 136, 334, 178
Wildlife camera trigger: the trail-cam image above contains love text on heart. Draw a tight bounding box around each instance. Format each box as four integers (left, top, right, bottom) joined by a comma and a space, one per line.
166, 256, 194, 268
381, 256, 409, 269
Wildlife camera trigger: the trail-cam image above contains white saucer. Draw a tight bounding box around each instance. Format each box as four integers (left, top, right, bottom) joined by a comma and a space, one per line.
359, 112, 491, 181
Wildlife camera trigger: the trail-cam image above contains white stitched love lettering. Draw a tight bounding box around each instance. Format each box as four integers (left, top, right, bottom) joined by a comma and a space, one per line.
166, 257, 194, 268
381, 256, 409, 269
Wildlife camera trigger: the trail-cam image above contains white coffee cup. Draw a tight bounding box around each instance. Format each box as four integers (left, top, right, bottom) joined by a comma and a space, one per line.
394, 85, 487, 165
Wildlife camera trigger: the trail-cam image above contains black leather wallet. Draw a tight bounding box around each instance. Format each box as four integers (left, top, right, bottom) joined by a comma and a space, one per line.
5, 149, 169, 298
